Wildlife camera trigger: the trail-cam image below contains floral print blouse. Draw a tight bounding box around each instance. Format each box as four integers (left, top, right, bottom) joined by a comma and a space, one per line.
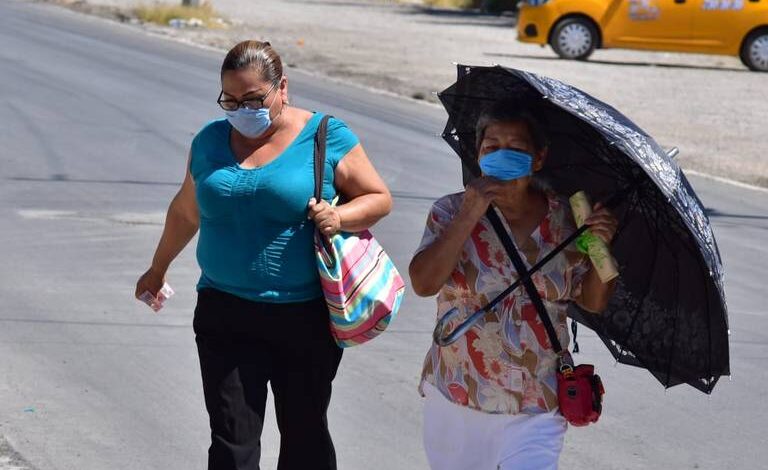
417, 191, 590, 415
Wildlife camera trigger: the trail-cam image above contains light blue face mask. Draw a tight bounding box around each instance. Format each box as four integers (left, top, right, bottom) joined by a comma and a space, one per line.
225, 107, 272, 139
478, 148, 533, 181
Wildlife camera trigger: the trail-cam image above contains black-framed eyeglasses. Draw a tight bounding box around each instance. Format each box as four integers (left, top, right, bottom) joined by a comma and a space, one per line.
217, 82, 278, 112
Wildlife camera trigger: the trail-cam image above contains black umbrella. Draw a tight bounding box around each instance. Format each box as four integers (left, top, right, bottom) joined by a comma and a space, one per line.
436, 64, 729, 394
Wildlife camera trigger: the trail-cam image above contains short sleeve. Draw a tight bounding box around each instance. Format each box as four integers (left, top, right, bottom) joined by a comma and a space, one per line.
414, 195, 459, 256
189, 119, 229, 183
325, 117, 360, 168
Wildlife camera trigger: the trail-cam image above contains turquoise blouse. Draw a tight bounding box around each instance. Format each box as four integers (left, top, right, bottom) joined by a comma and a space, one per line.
190, 113, 360, 303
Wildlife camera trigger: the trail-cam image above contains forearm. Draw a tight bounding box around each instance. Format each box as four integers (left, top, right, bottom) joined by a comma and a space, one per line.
409, 213, 477, 297
150, 203, 199, 274
576, 267, 616, 313
335, 192, 392, 232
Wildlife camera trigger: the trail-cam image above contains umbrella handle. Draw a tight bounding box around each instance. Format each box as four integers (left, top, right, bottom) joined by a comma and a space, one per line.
433, 304, 496, 346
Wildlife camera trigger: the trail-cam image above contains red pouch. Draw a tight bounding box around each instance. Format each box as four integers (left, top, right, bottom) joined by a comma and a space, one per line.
556, 363, 605, 426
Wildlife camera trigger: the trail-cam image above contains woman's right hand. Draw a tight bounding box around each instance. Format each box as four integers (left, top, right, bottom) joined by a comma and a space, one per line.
459, 177, 504, 221
411, 180, 502, 297
135, 267, 166, 300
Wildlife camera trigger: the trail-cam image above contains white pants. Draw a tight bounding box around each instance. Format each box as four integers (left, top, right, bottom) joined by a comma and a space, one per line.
422, 383, 567, 470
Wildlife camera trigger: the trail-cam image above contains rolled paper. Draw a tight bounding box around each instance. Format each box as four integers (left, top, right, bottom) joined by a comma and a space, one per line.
569, 191, 619, 283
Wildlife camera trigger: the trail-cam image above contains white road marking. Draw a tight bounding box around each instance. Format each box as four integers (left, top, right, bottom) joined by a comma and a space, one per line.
16, 210, 165, 225
685, 170, 768, 194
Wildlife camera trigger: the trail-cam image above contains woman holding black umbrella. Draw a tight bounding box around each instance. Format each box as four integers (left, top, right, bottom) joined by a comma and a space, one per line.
410, 100, 617, 469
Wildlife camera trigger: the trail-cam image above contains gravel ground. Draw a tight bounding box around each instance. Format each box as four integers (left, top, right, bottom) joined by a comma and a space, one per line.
36, 0, 768, 186
0, 437, 34, 470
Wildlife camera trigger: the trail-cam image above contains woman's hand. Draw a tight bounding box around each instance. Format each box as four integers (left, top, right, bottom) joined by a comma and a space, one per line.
135, 152, 198, 307
135, 266, 165, 301
585, 202, 618, 244
410, 178, 504, 297
459, 177, 505, 221
308, 198, 342, 236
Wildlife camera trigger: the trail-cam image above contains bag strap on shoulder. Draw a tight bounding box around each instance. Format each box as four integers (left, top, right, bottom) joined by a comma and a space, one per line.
313, 114, 333, 202
485, 206, 564, 354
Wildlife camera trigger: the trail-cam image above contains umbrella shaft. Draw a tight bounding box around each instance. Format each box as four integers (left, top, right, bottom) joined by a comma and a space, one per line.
434, 223, 591, 346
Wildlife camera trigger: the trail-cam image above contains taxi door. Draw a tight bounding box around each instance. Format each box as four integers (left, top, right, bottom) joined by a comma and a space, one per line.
603, 0, 695, 46
692, 0, 759, 51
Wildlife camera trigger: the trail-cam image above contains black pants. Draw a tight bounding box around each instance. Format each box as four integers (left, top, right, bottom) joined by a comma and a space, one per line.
193, 288, 343, 470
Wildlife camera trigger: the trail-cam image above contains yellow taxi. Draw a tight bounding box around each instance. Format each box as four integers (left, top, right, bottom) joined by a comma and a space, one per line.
517, 0, 768, 71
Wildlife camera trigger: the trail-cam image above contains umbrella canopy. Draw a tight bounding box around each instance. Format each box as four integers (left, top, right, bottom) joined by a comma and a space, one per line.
438, 64, 729, 394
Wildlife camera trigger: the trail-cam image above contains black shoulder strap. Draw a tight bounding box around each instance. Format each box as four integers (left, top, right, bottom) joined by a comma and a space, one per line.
485, 206, 564, 354
313, 114, 333, 202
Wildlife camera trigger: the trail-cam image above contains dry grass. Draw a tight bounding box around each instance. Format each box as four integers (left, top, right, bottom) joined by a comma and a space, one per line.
134, 2, 226, 28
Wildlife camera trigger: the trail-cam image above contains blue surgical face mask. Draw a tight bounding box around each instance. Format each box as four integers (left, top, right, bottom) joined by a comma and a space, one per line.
478, 148, 533, 181
225, 107, 272, 139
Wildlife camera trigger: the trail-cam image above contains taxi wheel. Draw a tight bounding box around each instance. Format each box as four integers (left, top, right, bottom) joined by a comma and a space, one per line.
741, 29, 768, 72
550, 18, 598, 61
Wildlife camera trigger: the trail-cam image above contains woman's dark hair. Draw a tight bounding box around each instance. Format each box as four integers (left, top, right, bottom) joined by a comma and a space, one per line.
220, 40, 283, 85
475, 99, 548, 155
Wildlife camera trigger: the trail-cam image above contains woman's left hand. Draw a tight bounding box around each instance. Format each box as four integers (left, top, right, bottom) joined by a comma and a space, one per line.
308, 198, 342, 236
585, 202, 619, 244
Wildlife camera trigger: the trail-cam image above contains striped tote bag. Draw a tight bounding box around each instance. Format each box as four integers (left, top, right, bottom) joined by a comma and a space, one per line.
313, 115, 405, 347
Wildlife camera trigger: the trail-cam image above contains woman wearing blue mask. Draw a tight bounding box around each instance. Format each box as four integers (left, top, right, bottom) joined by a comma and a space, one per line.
409, 101, 617, 469
135, 40, 392, 470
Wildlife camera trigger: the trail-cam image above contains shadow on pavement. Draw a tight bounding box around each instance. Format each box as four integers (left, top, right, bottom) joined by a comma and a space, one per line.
485, 52, 748, 73
287, 0, 386, 8
399, 6, 517, 28
391, 191, 442, 202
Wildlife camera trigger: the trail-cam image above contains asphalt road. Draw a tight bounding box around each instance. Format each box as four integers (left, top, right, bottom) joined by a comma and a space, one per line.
1, 1, 767, 469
